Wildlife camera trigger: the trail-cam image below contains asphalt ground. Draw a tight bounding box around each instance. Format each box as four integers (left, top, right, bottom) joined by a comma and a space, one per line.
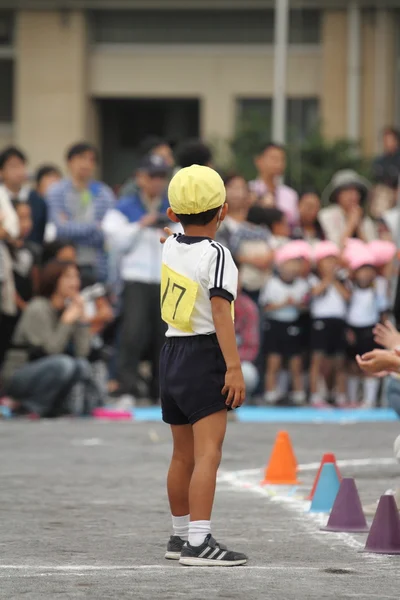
1, 419, 400, 600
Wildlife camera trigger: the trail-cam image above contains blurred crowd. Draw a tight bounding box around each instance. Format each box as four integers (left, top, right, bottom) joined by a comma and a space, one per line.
1, 127, 400, 419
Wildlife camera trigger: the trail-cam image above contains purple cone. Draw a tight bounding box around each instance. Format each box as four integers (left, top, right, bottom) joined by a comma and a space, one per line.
363, 495, 400, 554
321, 478, 369, 533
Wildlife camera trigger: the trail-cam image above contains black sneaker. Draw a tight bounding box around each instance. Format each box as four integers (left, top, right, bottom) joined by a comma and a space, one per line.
165, 535, 185, 560
179, 534, 247, 567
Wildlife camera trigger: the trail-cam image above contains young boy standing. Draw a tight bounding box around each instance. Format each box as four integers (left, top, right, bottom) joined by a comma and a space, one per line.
160, 165, 247, 567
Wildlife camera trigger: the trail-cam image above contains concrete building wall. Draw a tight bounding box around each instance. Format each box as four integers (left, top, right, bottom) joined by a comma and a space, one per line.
320, 11, 348, 140
15, 10, 88, 170
89, 46, 322, 140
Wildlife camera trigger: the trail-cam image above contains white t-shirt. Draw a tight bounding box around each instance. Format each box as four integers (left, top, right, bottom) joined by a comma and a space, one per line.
259, 276, 309, 322
308, 274, 348, 320
161, 234, 238, 337
347, 284, 388, 328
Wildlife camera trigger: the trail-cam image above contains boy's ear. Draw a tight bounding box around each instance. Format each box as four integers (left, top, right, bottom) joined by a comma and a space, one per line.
219, 202, 228, 222
167, 207, 180, 223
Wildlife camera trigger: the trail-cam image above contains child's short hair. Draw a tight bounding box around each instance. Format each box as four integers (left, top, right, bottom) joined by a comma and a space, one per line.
0, 146, 27, 169
66, 142, 98, 162
41, 240, 76, 266
175, 206, 220, 227
247, 206, 284, 229
176, 139, 213, 168
35, 164, 62, 185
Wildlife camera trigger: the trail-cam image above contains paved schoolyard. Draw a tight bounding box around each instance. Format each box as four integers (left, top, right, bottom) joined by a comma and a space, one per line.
1, 418, 400, 599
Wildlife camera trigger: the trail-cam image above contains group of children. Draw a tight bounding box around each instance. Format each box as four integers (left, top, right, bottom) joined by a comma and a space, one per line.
259, 238, 396, 408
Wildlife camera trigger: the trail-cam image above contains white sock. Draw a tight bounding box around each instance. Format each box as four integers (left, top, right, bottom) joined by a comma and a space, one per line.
188, 520, 211, 547
171, 514, 189, 540
363, 378, 380, 408
348, 376, 359, 403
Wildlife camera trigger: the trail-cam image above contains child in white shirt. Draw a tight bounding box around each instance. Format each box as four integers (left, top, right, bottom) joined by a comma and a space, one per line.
309, 241, 351, 408
259, 241, 310, 405
346, 244, 388, 408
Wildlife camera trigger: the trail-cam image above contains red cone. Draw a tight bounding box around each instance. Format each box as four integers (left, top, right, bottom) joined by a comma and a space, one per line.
307, 453, 341, 501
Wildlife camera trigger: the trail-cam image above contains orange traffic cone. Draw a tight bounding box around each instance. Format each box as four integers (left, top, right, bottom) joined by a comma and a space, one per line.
307, 453, 341, 501
261, 431, 300, 485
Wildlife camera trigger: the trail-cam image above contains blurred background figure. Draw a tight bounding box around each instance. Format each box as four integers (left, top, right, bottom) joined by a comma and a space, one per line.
46, 142, 115, 282
249, 143, 299, 229
102, 154, 174, 407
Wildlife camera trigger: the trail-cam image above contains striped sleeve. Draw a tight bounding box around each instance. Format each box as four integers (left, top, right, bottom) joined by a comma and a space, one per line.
207, 242, 238, 303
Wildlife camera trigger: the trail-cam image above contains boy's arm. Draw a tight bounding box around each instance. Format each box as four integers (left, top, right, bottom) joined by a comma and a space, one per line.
211, 297, 245, 409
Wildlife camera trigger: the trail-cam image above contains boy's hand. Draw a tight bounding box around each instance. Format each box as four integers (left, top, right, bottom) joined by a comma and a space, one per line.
373, 321, 400, 350
222, 365, 246, 409
160, 227, 174, 244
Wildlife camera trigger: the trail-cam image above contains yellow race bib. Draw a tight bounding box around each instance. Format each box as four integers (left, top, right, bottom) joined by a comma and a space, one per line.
161, 264, 198, 333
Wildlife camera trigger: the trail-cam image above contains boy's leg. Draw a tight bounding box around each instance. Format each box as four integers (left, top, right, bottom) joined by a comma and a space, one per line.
168, 424, 194, 521
164, 423, 194, 560
179, 409, 248, 566
189, 410, 227, 528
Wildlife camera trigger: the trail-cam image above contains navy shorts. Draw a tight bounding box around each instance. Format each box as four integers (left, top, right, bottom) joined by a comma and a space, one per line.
346, 325, 375, 359
159, 334, 228, 426
310, 318, 346, 357
263, 319, 302, 358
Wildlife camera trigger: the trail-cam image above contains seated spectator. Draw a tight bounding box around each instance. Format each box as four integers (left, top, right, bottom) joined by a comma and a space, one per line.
0, 146, 30, 239
176, 139, 213, 169
0, 202, 41, 366
319, 170, 377, 247
235, 273, 260, 397
119, 136, 175, 198
102, 154, 175, 404
42, 240, 114, 338
46, 142, 115, 282
292, 191, 325, 245
28, 165, 62, 245
1, 261, 103, 418
249, 143, 299, 228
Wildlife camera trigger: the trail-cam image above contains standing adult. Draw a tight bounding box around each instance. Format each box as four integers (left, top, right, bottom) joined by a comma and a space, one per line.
0, 146, 30, 240
319, 170, 377, 247
119, 136, 175, 198
372, 127, 400, 189
249, 143, 299, 228
102, 154, 175, 404
28, 165, 62, 245
46, 142, 115, 282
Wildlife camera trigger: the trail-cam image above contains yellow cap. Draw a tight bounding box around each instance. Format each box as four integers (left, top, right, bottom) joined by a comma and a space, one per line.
168, 165, 226, 215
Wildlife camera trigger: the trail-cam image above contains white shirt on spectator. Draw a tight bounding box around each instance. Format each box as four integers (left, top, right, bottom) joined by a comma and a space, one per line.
102, 208, 181, 284
259, 276, 309, 322
347, 284, 387, 327
309, 274, 348, 320
0, 184, 19, 238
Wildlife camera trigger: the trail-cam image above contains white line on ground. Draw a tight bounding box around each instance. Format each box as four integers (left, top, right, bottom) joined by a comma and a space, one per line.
226, 457, 397, 478
218, 456, 399, 559
0, 565, 319, 572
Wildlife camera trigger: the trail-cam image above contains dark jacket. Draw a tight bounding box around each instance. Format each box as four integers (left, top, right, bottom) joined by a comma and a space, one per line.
27, 190, 47, 245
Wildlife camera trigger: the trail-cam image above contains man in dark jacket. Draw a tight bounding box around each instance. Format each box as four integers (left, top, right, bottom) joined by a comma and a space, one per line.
28, 165, 61, 245
372, 127, 400, 188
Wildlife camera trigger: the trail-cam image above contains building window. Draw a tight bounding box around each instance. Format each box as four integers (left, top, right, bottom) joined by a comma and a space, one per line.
0, 59, 13, 123
237, 97, 319, 141
0, 11, 14, 46
90, 9, 320, 46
